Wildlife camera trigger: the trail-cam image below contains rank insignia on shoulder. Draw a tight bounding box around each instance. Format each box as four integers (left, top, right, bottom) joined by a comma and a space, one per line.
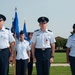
5, 27, 10, 30
69, 34, 73, 37
48, 29, 52, 32
34, 29, 39, 32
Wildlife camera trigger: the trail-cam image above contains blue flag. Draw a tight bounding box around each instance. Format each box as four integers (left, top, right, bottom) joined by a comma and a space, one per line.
23, 22, 28, 40
13, 11, 19, 39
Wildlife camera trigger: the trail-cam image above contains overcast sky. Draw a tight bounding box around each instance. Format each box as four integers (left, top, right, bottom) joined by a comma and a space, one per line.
0, 0, 75, 38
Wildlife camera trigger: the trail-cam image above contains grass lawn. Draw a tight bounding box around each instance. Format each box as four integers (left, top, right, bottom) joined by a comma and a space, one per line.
53, 52, 66, 63
9, 66, 71, 75
50, 66, 71, 75
9, 66, 14, 75
9, 52, 70, 75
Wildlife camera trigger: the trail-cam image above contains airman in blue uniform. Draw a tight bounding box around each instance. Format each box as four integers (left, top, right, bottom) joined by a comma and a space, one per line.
0, 14, 15, 75
66, 24, 75, 75
28, 32, 33, 75
15, 30, 31, 75
31, 16, 56, 75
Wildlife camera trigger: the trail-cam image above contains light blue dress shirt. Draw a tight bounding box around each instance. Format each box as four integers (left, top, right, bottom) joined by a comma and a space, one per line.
66, 33, 75, 57
0, 27, 15, 49
15, 40, 31, 60
31, 29, 56, 48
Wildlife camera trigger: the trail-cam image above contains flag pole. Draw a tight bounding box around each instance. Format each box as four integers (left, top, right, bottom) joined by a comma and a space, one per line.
24, 19, 28, 74
14, 7, 19, 39
10, 17, 16, 75
15, 7, 17, 12
14, 7, 17, 75
24, 19, 26, 24
23, 19, 28, 40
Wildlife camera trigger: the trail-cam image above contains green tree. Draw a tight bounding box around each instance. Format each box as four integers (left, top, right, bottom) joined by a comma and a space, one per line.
55, 37, 67, 50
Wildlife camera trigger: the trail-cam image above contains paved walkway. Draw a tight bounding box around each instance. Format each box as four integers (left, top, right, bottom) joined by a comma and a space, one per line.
9, 63, 70, 67
51, 63, 70, 66
33, 63, 70, 66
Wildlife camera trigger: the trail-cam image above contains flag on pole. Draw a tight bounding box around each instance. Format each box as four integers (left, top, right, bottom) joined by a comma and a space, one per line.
11, 18, 15, 34
23, 21, 28, 40
13, 8, 19, 39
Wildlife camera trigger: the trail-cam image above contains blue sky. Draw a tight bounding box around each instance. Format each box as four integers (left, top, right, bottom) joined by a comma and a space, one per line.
0, 0, 75, 38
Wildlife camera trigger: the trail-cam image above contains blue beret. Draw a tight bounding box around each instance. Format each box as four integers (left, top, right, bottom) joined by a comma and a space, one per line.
0, 14, 6, 21
38, 16, 49, 23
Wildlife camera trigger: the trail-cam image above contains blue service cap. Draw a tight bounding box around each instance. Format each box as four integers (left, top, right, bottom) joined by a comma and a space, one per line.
0, 14, 6, 21
20, 30, 24, 34
73, 24, 75, 29
38, 16, 49, 23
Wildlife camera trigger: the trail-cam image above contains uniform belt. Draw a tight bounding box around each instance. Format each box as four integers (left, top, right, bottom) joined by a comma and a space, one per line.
35, 48, 51, 51
0, 48, 9, 51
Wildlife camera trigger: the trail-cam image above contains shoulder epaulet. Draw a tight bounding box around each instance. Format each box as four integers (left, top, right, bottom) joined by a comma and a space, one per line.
69, 34, 73, 37
34, 29, 39, 32
5, 27, 10, 30
48, 29, 52, 32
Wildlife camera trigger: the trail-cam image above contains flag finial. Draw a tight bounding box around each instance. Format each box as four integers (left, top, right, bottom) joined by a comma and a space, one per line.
15, 7, 17, 12
12, 18, 14, 21
24, 19, 26, 24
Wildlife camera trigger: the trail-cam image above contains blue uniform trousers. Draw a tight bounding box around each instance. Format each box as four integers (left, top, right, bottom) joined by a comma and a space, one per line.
16, 59, 28, 75
35, 48, 51, 75
28, 57, 33, 75
69, 56, 75, 75
0, 48, 10, 75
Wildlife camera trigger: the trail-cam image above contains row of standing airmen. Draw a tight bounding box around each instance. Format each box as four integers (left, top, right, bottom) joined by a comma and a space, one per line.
0, 14, 75, 75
